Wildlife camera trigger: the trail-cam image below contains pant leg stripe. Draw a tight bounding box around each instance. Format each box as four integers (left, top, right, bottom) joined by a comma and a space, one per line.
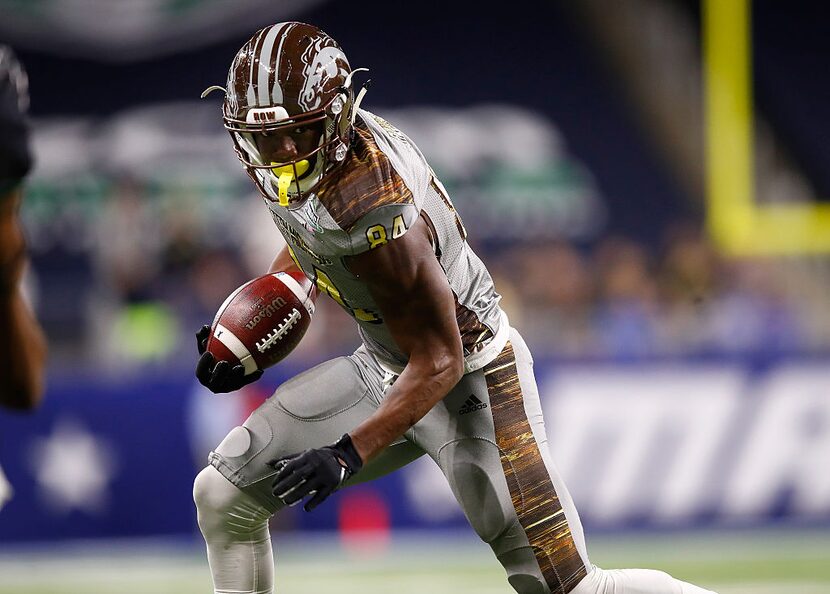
485, 342, 588, 594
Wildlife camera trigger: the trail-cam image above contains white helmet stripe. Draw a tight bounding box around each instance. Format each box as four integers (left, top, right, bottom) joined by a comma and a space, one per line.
271, 22, 297, 105
247, 27, 268, 107
246, 76, 257, 108
257, 23, 286, 107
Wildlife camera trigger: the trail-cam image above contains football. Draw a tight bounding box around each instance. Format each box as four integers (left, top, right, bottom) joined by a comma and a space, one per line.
206, 271, 315, 375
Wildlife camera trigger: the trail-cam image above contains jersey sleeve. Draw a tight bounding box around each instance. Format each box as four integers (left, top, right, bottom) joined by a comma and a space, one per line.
348, 201, 421, 254
345, 112, 439, 254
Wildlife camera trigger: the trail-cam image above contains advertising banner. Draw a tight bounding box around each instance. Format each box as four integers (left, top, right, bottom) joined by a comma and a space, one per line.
1, 360, 828, 543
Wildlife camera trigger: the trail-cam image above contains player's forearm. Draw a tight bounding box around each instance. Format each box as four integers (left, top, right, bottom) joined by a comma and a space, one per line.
0, 290, 47, 410
349, 351, 463, 463
268, 246, 318, 304
268, 245, 299, 274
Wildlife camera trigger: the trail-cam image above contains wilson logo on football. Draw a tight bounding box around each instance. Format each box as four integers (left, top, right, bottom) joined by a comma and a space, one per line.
245, 296, 288, 330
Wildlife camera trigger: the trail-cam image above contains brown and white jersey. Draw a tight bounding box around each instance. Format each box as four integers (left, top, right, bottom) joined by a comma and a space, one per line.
265, 109, 508, 375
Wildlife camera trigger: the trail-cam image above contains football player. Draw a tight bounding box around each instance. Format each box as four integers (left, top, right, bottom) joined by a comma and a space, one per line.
0, 46, 47, 512
194, 23, 716, 594
0, 46, 46, 411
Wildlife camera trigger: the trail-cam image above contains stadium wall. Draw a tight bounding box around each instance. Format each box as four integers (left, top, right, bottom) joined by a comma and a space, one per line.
1, 358, 827, 543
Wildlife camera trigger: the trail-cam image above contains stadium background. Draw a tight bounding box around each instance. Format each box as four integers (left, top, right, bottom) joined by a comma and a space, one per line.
1, 0, 829, 592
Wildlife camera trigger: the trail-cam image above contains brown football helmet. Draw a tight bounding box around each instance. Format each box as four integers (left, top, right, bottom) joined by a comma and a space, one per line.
204, 22, 367, 206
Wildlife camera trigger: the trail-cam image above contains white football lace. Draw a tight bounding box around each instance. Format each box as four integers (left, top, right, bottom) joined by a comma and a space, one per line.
256, 308, 301, 353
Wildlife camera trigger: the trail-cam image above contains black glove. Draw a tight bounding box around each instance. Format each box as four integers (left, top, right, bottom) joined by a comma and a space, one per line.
269, 434, 363, 512
195, 324, 263, 393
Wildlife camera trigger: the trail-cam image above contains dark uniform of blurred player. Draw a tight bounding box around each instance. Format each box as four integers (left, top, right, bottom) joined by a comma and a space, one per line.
0, 46, 47, 508
194, 23, 716, 594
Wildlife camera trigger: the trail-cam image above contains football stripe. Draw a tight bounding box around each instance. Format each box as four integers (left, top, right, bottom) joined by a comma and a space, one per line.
214, 323, 259, 376
274, 272, 315, 316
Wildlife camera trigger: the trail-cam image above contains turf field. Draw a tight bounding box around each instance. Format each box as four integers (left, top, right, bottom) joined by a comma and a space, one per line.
0, 529, 827, 593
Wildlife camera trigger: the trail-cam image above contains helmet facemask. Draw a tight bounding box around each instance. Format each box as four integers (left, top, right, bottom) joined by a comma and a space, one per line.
223, 91, 351, 206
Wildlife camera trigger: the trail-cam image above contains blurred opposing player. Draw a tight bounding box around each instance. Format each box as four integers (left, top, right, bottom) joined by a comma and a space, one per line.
194, 23, 716, 594
0, 46, 45, 410
0, 46, 47, 509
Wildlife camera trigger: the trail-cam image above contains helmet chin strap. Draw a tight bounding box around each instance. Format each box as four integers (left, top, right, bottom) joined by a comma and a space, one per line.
343, 67, 371, 126
200, 85, 227, 98
343, 67, 369, 91
351, 81, 371, 125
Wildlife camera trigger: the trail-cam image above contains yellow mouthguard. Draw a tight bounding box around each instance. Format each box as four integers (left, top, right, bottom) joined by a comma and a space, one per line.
271, 160, 310, 207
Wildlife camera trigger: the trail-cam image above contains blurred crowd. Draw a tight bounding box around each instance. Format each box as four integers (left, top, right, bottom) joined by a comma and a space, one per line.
23, 176, 830, 370
18, 103, 830, 370
490, 226, 829, 360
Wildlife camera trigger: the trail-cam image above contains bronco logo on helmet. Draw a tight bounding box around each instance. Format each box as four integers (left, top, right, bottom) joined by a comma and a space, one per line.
299, 39, 350, 112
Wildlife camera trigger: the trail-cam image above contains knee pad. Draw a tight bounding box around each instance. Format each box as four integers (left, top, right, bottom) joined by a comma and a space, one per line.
193, 465, 271, 538
439, 439, 521, 553
498, 548, 551, 594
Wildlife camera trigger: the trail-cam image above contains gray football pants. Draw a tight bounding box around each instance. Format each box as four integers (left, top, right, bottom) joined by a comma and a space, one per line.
195, 328, 717, 594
